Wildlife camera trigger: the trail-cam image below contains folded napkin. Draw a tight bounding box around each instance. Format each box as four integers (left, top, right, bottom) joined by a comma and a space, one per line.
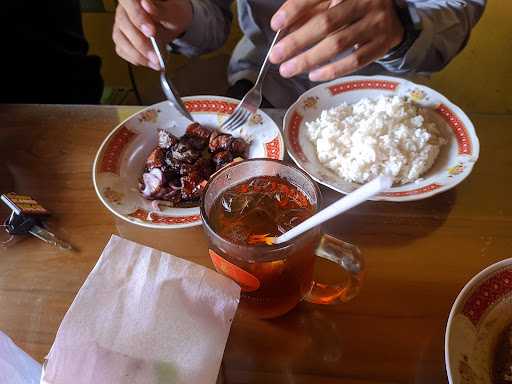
41, 235, 240, 384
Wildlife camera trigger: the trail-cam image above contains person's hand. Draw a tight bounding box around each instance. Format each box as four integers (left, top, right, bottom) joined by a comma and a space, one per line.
113, 0, 193, 70
269, 0, 405, 82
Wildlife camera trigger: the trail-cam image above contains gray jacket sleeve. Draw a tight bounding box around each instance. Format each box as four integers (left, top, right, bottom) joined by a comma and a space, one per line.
169, 0, 233, 57
377, 0, 486, 74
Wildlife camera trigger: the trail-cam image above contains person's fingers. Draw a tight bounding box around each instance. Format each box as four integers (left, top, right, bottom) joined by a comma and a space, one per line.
114, 30, 146, 67
283, 1, 331, 34
118, 0, 156, 37
113, 27, 159, 70
278, 19, 368, 78
141, 0, 194, 39
271, 0, 328, 31
270, 0, 360, 64
309, 36, 390, 81
116, 6, 159, 68
140, 0, 162, 17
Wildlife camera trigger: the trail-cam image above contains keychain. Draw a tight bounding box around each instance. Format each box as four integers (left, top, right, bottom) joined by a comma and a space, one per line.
1, 193, 73, 251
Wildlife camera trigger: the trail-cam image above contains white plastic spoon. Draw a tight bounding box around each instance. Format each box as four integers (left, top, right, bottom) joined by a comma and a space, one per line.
250, 174, 393, 245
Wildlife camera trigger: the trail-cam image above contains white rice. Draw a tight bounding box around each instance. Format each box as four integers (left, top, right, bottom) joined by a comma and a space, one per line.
305, 95, 447, 185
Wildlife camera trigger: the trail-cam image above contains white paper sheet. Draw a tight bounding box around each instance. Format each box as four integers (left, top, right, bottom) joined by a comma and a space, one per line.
0, 331, 42, 384
41, 235, 240, 384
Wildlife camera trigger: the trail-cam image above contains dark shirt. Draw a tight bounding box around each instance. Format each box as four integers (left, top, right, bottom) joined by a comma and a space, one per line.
0, 1, 103, 104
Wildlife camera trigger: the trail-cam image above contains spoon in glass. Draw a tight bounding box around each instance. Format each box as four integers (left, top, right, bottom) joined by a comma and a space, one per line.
248, 174, 393, 245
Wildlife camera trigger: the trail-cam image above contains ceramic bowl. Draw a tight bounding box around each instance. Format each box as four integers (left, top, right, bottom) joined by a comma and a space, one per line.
283, 75, 479, 201
445, 258, 512, 383
93, 96, 284, 229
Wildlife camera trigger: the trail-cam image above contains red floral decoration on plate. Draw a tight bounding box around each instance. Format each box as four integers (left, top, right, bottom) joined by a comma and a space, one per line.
287, 111, 308, 162
149, 212, 201, 224
265, 136, 281, 159
379, 183, 442, 197
328, 80, 398, 95
184, 100, 237, 115
462, 269, 512, 326
100, 126, 137, 174
435, 104, 472, 156
128, 208, 149, 221
128, 208, 200, 225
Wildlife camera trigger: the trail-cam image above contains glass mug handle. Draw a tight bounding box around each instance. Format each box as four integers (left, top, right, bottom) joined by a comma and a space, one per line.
304, 234, 365, 304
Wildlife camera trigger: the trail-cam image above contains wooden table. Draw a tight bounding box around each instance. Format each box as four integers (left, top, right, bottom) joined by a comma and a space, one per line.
0, 104, 510, 383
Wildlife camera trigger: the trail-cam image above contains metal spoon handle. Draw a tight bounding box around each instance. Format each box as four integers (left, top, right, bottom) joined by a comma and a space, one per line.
149, 36, 166, 70
150, 36, 194, 122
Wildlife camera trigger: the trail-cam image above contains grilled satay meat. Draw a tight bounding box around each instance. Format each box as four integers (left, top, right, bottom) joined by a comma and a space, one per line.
160, 163, 179, 182
208, 130, 220, 150
140, 122, 249, 206
180, 135, 206, 151
170, 141, 201, 164
180, 171, 206, 201
230, 137, 248, 157
178, 162, 193, 176
145, 147, 165, 171
193, 157, 214, 179
186, 122, 211, 140
181, 123, 212, 150
158, 129, 178, 149
209, 132, 234, 153
162, 154, 212, 182
212, 150, 233, 170
185, 122, 211, 144
209, 133, 248, 157
163, 154, 182, 173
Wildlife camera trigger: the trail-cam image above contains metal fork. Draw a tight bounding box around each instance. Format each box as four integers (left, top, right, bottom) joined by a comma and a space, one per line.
149, 36, 195, 122
222, 29, 282, 132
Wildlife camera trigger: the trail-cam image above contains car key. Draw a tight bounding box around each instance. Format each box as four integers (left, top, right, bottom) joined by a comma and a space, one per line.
1, 193, 74, 251
27, 224, 74, 251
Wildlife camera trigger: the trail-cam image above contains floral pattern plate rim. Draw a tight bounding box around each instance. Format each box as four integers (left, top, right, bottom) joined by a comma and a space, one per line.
283, 75, 480, 202
92, 95, 284, 229
445, 258, 512, 384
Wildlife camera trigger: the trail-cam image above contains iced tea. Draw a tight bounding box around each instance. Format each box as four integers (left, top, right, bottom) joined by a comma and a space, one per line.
208, 175, 319, 318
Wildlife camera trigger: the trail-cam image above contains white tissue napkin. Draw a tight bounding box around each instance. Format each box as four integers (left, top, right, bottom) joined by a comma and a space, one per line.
41, 235, 240, 384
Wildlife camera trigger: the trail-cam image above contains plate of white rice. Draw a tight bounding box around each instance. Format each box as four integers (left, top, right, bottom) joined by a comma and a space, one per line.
283, 75, 479, 201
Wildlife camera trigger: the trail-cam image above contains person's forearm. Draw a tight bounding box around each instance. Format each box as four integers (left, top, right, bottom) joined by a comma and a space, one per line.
170, 0, 233, 57
378, 0, 486, 74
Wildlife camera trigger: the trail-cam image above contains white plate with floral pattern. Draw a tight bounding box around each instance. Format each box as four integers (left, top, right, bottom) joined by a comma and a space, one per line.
445, 258, 512, 384
283, 75, 479, 201
93, 95, 284, 229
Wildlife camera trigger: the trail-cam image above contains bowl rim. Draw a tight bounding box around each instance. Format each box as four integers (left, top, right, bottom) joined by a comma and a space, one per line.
444, 257, 512, 384
283, 74, 480, 202
92, 95, 284, 229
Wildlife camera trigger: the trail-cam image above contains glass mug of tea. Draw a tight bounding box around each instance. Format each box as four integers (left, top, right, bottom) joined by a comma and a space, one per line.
200, 159, 364, 319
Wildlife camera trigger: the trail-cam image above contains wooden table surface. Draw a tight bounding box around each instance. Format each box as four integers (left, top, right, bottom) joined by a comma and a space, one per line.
0, 104, 510, 383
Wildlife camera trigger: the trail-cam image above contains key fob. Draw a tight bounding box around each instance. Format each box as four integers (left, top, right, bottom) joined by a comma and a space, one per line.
1, 193, 50, 216
2, 193, 48, 235
4, 212, 40, 235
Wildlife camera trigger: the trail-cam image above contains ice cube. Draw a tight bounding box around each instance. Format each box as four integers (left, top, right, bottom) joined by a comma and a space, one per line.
276, 208, 310, 234
248, 178, 273, 192
221, 192, 250, 215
